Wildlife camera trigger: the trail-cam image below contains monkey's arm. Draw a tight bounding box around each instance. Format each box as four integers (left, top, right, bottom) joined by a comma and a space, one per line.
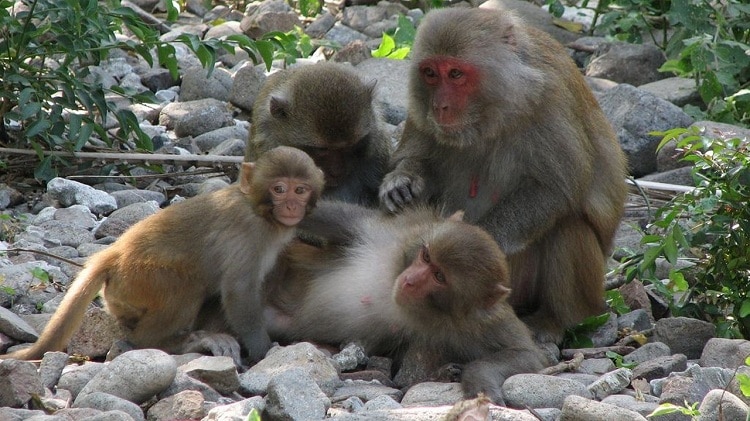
379, 120, 430, 213
297, 200, 378, 246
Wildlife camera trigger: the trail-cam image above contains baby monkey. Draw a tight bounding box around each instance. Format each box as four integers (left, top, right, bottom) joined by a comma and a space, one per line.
3, 146, 324, 364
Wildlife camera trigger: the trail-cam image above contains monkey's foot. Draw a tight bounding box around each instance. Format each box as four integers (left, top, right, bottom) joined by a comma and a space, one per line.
183, 331, 242, 366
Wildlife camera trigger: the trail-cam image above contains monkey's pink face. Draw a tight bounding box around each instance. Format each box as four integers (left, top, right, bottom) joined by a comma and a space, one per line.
419, 56, 480, 131
395, 244, 448, 306
270, 178, 313, 226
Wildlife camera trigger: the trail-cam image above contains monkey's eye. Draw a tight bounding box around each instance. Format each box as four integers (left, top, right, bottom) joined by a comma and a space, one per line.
421, 66, 438, 83
272, 184, 287, 194
294, 185, 309, 195
421, 245, 431, 264
434, 271, 446, 284
448, 68, 463, 79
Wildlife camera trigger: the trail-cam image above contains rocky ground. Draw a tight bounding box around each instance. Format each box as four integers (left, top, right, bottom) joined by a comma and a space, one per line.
3, 0, 750, 420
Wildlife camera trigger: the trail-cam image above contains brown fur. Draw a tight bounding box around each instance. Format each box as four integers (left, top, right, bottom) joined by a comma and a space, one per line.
4, 146, 324, 362
379, 8, 628, 343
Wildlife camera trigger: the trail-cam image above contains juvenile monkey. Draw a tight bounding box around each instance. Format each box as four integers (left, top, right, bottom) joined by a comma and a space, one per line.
247, 62, 392, 206
265, 201, 548, 404
379, 7, 628, 343
4, 146, 324, 363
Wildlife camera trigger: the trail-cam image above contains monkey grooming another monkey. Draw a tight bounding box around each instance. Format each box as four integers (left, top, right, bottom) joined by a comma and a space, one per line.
247, 62, 392, 206
379, 7, 628, 343
3, 146, 324, 363
264, 201, 548, 404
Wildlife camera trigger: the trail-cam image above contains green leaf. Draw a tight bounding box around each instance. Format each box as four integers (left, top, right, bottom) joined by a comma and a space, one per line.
372, 33, 395, 58
739, 300, 750, 318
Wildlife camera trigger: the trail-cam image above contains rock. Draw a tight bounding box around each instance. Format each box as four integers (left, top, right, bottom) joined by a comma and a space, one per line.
400, 382, 462, 407
697, 389, 749, 421
700, 338, 750, 369
503, 374, 594, 409
147, 390, 206, 421
262, 367, 330, 420
586, 42, 667, 86
180, 67, 234, 102
109, 190, 166, 208
180, 355, 240, 395
623, 342, 671, 365
597, 84, 694, 177
74, 391, 145, 421
159, 98, 235, 138
653, 317, 716, 359
639, 77, 703, 107
239, 342, 341, 396
561, 395, 648, 420
39, 351, 69, 389
0, 306, 39, 342
67, 307, 123, 358
46, 178, 118, 215
0, 359, 45, 408
75, 349, 177, 405
631, 354, 688, 382
229, 63, 267, 112
587, 367, 633, 399
94, 201, 160, 238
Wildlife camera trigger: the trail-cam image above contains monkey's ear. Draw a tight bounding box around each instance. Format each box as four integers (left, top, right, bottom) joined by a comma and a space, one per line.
484, 283, 511, 308
448, 211, 465, 222
270, 95, 290, 118
240, 162, 255, 194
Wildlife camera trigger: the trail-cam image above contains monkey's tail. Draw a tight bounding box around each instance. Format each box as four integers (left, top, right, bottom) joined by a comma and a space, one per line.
1, 263, 107, 360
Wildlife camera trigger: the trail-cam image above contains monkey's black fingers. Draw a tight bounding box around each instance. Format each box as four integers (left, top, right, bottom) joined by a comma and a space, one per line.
380, 176, 416, 213
184, 331, 243, 366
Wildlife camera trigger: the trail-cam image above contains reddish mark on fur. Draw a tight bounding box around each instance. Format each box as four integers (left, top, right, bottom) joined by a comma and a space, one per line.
360, 295, 373, 306
469, 175, 479, 198
491, 191, 501, 204
419, 56, 480, 127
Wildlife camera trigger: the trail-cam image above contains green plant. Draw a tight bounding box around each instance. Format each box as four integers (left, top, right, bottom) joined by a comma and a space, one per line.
545, 0, 750, 126
260, 27, 336, 67
246, 409, 261, 421
562, 313, 611, 349
0, 0, 277, 181
648, 401, 700, 418
605, 289, 632, 315
372, 15, 416, 60
606, 350, 637, 369
622, 127, 750, 338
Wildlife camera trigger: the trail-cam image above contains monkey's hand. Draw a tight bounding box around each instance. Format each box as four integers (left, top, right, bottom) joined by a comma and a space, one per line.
379, 171, 425, 213
183, 331, 243, 366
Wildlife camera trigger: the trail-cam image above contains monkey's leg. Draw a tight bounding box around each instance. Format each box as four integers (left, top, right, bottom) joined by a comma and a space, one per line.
510, 218, 606, 344
461, 348, 547, 405
221, 266, 272, 363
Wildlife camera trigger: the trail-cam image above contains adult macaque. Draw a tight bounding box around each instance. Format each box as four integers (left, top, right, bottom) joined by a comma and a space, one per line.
379, 8, 628, 343
265, 201, 548, 404
4, 146, 324, 363
247, 62, 392, 206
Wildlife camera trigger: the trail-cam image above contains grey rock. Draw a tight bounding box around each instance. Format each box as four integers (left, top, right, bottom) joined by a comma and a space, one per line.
205, 20, 243, 39
503, 373, 594, 409
203, 396, 265, 421
639, 77, 702, 107
601, 394, 660, 417
67, 307, 122, 359
361, 395, 401, 411
325, 22, 370, 46
110, 190, 166, 208
209, 138, 246, 156
58, 362, 106, 399
589, 311, 619, 347
653, 317, 715, 359
80, 410, 137, 421
697, 389, 749, 421
577, 358, 615, 375
700, 338, 750, 369
194, 124, 250, 153
159, 370, 223, 402
263, 367, 330, 420
624, 342, 672, 365
94, 201, 160, 238
332, 342, 368, 371
159, 98, 234, 138
239, 342, 341, 396
74, 392, 145, 421
180, 355, 239, 395
356, 58, 410, 125
35, 221, 95, 248
147, 390, 206, 421
240, 0, 299, 39
305, 11, 336, 38
51, 205, 97, 229
632, 354, 688, 382
39, 351, 69, 390
561, 395, 647, 421
586, 42, 667, 86
180, 67, 234, 102
229, 63, 267, 112
0, 359, 45, 407
617, 308, 653, 332
400, 382, 462, 407
597, 84, 694, 177
46, 178, 118, 215
0, 306, 39, 342
332, 380, 403, 404
75, 349, 177, 405
587, 367, 633, 400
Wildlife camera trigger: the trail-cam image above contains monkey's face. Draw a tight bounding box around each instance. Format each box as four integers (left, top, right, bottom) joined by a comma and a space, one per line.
269, 178, 314, 226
